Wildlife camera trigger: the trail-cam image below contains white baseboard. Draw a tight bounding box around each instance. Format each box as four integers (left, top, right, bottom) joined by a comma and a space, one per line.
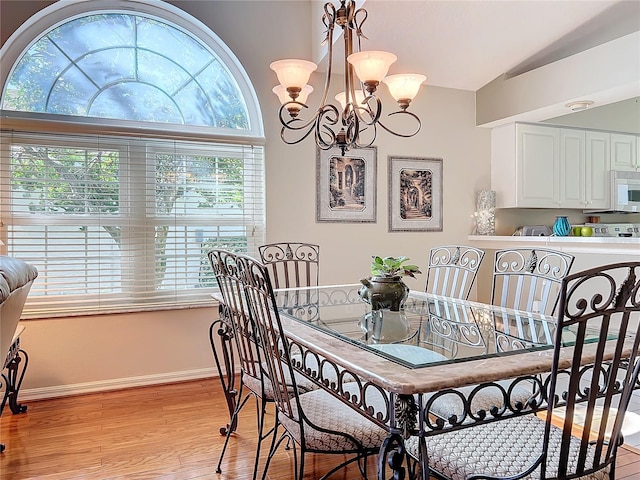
17, 367, 220, 401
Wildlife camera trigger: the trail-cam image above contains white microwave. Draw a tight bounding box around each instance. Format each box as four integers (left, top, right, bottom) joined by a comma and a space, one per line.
585, 170, 640, 214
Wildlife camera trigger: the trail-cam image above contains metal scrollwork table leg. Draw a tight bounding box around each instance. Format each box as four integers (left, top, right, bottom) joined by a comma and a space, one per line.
209, 303, 237, 436
1, 334, 30, 453
378, 393, 421, 480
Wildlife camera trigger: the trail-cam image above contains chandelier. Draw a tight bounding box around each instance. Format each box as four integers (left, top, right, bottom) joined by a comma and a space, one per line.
270, 0, 425, 155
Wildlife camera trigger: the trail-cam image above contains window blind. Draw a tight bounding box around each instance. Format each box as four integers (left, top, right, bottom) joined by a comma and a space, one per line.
0, 130, 265, 317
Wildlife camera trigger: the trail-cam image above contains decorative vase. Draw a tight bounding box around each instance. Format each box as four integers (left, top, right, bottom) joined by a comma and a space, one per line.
475, 190, 496, 236
359, 310, 410, 343
552, 216, 571, 236
358, 276, 409, 311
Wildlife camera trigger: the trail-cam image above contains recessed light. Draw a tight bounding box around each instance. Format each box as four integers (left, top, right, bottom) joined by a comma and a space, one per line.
565, 100, 594, 112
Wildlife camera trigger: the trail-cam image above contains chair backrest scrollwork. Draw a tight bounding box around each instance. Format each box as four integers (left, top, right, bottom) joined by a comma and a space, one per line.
425, 245, 485, 300
491, 248, 575, 315
258, 242, 319, 289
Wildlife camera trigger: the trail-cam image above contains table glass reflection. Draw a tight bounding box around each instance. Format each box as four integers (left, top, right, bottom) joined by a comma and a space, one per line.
274, 284, 592, 369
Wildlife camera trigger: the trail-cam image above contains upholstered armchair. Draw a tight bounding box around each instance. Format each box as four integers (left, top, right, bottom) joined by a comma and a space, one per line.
1, 256, 38, 361
1, 255, 38, 452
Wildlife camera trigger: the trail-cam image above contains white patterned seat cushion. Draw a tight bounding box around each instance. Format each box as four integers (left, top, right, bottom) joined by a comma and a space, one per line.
425, 380, 536, 422
406, 414, 610, 480
278, 387, 388, 452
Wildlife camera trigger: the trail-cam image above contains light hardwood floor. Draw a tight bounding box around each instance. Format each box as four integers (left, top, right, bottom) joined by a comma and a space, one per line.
1, 378, 639, 479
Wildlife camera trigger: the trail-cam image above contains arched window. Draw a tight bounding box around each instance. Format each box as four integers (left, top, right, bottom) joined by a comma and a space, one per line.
0, 1, 265, 316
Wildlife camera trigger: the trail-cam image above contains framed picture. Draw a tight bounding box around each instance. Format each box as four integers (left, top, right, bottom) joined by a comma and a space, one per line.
388, 156, 443, 232
316, 146, 377, 223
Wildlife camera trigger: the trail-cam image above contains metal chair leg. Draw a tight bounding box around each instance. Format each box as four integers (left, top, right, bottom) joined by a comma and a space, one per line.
3, 349, 29, 415
215, 384, 251, 473
209, 314, 238, 436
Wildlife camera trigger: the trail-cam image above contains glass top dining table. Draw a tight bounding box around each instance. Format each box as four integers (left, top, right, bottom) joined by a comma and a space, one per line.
212, 283, 634, 480
273, 283, 589, 370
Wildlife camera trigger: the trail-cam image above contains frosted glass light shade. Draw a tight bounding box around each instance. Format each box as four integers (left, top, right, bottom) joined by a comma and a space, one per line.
273, 84, 313, 105
383, 74, 426, 101
269, 59, 317, 89
335, 90, 366, 109
347, 51, 397, 83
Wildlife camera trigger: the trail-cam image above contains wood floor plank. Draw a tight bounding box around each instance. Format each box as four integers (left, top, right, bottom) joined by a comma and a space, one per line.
1, 377, 639, 479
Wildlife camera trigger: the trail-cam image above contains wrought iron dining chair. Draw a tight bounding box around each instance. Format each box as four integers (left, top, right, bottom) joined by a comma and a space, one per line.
409, 261, 640, 480
425, 245, 485, 300
423, 309, 555, 424
209, 249, 338, 477
238, 253, 388, 480
208, 249, 272, 478
425, 248, 575, 423
491, 247, 575, 315
258, 242, 320, 289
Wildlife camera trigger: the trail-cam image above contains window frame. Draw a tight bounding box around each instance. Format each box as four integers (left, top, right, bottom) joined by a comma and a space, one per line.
0, 0, 266, 318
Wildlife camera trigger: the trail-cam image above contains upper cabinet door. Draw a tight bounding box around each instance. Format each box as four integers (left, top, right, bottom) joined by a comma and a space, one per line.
559, 128, 585, 208
585, 131, 611, 209
610, 133, 638, 171
516, 124, 560, 208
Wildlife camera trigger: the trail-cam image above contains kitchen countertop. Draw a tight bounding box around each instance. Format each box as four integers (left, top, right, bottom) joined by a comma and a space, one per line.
468, 235, 640, 255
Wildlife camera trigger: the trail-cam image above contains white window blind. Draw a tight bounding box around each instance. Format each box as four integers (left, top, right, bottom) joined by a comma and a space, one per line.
0, 130, 265, 317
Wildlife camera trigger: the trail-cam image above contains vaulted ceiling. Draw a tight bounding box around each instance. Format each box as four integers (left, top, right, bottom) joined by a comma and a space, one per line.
354, 0, 638, 92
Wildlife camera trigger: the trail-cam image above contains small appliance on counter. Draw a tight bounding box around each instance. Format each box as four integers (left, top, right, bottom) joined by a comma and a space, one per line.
513, 225, 553, 236
583, 223, 640, 238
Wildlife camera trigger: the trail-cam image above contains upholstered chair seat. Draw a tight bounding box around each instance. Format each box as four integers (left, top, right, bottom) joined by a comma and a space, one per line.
278, 387, 388, 451
406, 414, 609, 480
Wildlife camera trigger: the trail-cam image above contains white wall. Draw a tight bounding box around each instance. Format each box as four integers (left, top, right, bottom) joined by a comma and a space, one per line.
1, 1, 490, 397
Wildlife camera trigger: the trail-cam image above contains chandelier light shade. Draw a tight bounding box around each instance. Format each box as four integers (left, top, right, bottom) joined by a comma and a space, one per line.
383, 74, 427, 107
335, 90, 365, 110
273, 85, 314, 117
270, 0, 425, 154
347, 51, 397, 86
269, 59, 317, 91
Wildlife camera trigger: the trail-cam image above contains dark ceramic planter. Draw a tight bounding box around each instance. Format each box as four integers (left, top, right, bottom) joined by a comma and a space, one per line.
358, 276, 409, 311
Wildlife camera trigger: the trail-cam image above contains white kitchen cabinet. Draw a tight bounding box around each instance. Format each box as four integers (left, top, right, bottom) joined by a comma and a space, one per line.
491, 123, 559, 208
610, 133, 638, 171
558, 129, 609, 209
585, 131, 611, 209
559, 128, 585, 208
492, 123, 610, 209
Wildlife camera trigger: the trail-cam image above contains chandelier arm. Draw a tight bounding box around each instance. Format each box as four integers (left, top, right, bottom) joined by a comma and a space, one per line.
321, 2, 335, 46
316, 125, 337, 150
352, 5, 368, 41
342, 14, 355, 110
280, 123, 318, 146
346, 110, 378, 150
277, 104, 321, 132
318, 2, 337, 109
345, 112, 360, 146
352, 95, 382, 126
315, 104, 342, 148
278, 105, 330, 147
375, 110, 423, 138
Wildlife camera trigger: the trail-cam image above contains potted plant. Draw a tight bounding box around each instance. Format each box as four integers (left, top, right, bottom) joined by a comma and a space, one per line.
359, 256, 422, 311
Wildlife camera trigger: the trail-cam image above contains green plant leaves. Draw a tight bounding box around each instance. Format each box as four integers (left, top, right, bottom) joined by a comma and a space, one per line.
370, 256, 422, 278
